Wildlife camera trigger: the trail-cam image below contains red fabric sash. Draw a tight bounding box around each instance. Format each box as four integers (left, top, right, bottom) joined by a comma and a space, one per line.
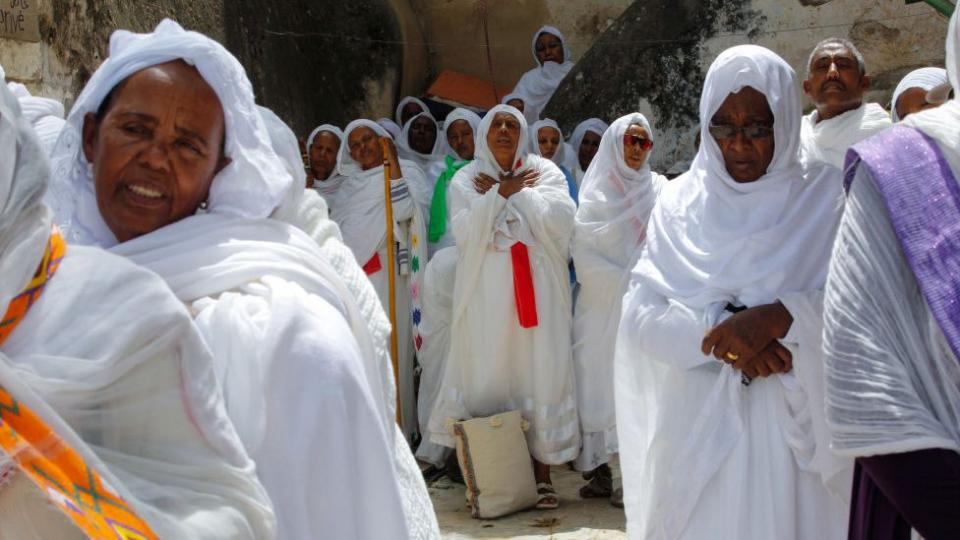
510, 242, 538, 328
363, 252, 382, 275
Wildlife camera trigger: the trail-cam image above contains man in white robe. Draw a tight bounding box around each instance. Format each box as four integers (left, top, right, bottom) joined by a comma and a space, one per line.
46, 20, 418, 539
800, 37, 891, 169
615, 45, 850, 539
0, 75, 274, 539
428, 104, 579, 509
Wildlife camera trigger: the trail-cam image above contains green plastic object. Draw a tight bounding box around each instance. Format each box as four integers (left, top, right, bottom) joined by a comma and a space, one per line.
906, 0, 955, 17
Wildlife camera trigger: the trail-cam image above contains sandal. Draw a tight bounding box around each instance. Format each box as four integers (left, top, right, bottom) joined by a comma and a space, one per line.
536, 482, 559, 510
579, 465, 613, 499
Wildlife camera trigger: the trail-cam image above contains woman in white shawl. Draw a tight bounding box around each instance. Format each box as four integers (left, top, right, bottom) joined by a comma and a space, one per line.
0, 77, 274, 539
425, 107, 480, 256
569, 118, 609, 187
511, 25, 574, 122
572, 113, 666, 501
332, 118, 429, 441
502, 92, 539, 126
396, 96, 430, 129
428, 104, 579, 509
378, 117, 403, 141
5, 81, 65, 156
46, 20, 413, 539
615, 45, 849, 539
397, 110, 444, 191
305, 123, 345, 205
530, 118, 578, 202
890, 67, 949, 122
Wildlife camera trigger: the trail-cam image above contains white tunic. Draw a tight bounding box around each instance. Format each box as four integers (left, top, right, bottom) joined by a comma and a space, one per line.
799, 102, 891, 169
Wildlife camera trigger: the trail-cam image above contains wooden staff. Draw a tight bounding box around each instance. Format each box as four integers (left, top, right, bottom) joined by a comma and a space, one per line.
380, 138, 402, 426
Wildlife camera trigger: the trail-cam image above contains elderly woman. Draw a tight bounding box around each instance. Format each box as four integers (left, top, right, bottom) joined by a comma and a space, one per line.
890, 67, 949, 122
511, 25, 575, 121
0, 75, 274, 538
397, 110, 443, 187
428, 104, 579, 510
615, 45, 849, 539
332, 119, 429, 441
47, 20, 421, 539
572, 113, 666, 505
396, 96, 430, 128
305, 123, 344, 204
569, 118, 608, 187
530, 118, 578, 202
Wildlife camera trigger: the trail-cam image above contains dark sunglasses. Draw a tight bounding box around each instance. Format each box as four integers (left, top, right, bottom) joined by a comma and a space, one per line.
708, 123, 774, 140
623, 134, 654, 150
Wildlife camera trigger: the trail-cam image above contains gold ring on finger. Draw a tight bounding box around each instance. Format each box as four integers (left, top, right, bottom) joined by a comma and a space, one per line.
725, 352, 740, 361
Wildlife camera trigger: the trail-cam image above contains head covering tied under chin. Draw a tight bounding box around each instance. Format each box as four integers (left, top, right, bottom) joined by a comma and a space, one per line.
46, 18, 293, 247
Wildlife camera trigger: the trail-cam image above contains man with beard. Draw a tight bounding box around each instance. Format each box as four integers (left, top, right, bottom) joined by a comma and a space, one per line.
800, 38, 891, 169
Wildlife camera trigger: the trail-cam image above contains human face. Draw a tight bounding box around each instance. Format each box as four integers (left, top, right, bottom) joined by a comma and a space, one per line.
537, 126, 561, 160
710, 86, 775, 183
535, 32, 564, 65
309, 131, 341, 181
895, 87, 941, 121
400, 101, 424, 127
578, 130, 602, 171
408, 115, 437, 154
803, 44, 870, 121
347, 126, 384, 171
446, 119, 475, 160
486, 112, 521, 170
623, 124, 652, 170
507, 99, 525, 112
82, 60, 229, 243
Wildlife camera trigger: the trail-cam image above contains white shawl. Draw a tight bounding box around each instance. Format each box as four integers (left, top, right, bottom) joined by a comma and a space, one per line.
395, 96, 429, 126
6, 82, 65, 156
397, 110, 445, 174
305, 123, 347, 203
569, 118, 609, 182
800, 102, 891, 169
891, 67, 948, 122
512, 25, 574, 120
501, 92, 539, 125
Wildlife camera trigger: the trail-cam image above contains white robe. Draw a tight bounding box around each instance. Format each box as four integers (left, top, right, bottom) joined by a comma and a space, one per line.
110, 215, 413, 540
512, 25, 574, 120
800, 102, 891, 169
3, 246, 276, 539
572, 113, 667, 471
429, 152, 579, 464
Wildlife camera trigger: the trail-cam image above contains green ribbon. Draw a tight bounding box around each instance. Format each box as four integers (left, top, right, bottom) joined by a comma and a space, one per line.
428, 155, 470, 243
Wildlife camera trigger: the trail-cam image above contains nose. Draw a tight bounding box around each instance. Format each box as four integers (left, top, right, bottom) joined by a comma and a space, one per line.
728, 130, 751, 152
826, 61, 840, 79
139, 140, 170, 174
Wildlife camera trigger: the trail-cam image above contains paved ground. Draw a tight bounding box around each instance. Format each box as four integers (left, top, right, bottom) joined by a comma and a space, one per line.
428, 462, 627, 539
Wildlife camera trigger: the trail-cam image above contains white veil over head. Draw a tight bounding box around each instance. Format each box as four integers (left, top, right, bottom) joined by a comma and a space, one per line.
440, 107, 481, 159
472, 104, 531, 178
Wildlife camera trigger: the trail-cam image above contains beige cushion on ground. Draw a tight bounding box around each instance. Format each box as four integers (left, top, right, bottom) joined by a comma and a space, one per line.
452, 410, 538, 519
0, 469, 85, 540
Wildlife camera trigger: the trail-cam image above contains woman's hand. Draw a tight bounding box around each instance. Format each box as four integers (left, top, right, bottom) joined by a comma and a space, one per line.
473, 173, 496, 194
734, 340, 793, 379
497, 169, 539, 198
380, 137, 402, 180
700, 301, 794, 362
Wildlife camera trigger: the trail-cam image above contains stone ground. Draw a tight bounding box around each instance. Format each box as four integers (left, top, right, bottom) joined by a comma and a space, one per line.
428, 461, 627, 539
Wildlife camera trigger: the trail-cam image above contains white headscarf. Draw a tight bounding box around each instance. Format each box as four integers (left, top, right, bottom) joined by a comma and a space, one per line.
634, 44, 843, 309
397, 110, 444, 171
576, 113, 666, 256
511, 25, 575, 119
569, 118, 609, 173
440, 107, 481, 159
0, 80, 52, 316
529, 118, 570, 168
376, 117, 401, 140
394, 96, 429, 126
6, 82, 65, 156
472, 104, 531, 178
46, 19, 293, 247
305, 123, 346, 197
501, 92, 539, 125
891, 67, 949, 121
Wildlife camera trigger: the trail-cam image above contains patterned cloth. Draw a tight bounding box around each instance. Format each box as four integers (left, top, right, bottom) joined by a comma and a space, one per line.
0, 228, 65, 347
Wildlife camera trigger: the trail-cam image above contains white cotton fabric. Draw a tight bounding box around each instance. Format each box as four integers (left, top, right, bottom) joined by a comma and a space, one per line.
397, 110, 445, 174
616, 45, 848, 539
511, 25, 574, 123
378, 117, 402, 140
825, 9, 960, 461
333, 119, 429, 440
439, 107, 481, 160
305, 123, 346, 205
891, 67, 948, 121
6, 82, 65, 156
428, 105, 580, 464
501, 92, 538, 125
571, 113, 666, 471
260, 107, 442, 539
528, 118, 566, 166
395, 96, 429, 126
45, 18, 293, 247
569, 118, 609, 185
800, 102, 891, 169
0, 81, 275, 539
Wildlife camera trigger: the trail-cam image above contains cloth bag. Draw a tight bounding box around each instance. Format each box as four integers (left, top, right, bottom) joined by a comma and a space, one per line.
451, 410, 538, 519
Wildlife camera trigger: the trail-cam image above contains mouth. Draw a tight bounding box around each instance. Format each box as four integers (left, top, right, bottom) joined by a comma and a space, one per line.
121, 181, 167, 207
821, 81, 846, 92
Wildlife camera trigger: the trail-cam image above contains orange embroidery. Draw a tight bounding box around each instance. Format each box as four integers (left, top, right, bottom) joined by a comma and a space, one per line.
0, 227, 66, 347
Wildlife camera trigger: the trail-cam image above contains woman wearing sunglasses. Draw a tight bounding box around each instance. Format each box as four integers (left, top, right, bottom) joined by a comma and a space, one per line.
571, 113, 665, 507
614, 45, 849, 539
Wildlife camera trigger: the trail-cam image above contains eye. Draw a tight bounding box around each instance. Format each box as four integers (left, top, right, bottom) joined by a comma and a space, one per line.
122, 122, 149, 136
176, 139, 202, 155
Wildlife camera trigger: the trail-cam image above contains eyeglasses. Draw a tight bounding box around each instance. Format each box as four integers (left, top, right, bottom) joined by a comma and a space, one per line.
708, 123, 774, 140
623, 134, 653, 150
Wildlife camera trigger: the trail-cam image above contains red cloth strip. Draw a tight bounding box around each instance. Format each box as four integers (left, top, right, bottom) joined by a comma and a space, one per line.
363, 252, 382, 275
510, 242, 538, 328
